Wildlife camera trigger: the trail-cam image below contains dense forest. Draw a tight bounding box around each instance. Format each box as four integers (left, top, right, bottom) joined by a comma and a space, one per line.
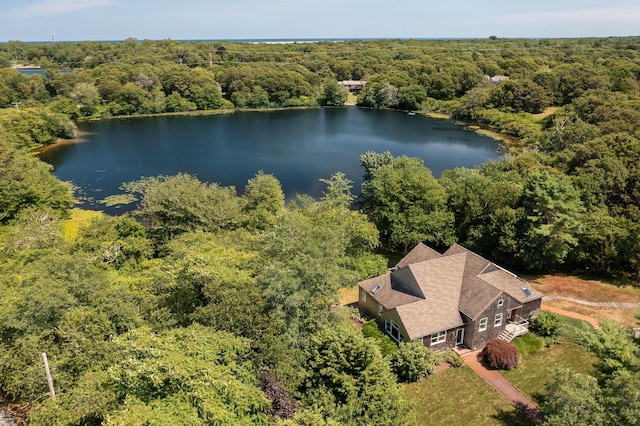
1, 37, 640, 424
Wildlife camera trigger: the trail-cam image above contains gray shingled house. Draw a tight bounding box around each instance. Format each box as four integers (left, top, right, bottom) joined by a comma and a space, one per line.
358, 243, 542, 351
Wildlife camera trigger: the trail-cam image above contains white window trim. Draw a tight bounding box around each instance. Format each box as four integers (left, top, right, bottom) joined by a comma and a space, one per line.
497, 299, 504, 307
430, 330, 447, 345
495, 313, 503, 327
362, 290, 366, 303
385, 320, 403, 343
377, 304, 383, 317
479, 317, 488, 332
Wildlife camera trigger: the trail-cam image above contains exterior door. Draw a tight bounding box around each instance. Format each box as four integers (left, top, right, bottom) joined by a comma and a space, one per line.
456, 328, 464, 346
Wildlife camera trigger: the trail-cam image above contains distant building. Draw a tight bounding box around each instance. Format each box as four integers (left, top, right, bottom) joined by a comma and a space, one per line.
338, 80, 366, 93
485, 75, 510, 84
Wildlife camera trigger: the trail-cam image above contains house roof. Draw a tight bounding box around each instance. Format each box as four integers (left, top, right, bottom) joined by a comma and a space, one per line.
360, 274, 423, 309
358, 243, 542, 340
395, 253, 466, 339
395, 242, 442, 268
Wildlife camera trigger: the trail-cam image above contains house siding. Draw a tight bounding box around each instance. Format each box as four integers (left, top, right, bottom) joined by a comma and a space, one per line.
422, 327, 461, 352
517, 299, 542, 321
359, 288, 381, 319
380, 310, 409, 343
465, 292, 519, 350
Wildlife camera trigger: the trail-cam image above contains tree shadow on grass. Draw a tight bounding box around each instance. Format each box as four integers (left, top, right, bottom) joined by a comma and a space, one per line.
492, 406, 538, 426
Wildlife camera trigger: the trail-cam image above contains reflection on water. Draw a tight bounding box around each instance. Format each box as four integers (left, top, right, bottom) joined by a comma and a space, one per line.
38, 108, 500, 215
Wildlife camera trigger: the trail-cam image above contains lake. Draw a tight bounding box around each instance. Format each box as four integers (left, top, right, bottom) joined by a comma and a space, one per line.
38, 107, 500, 215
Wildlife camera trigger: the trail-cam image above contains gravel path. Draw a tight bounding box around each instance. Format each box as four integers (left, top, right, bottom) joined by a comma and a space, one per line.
542, 295, 640, 308
0, 411, 17, 426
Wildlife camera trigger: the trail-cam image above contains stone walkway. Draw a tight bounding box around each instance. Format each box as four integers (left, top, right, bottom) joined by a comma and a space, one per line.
464, 351, 545, 424
460, 302, 608, 424
543, 295, 640, 308
541, 303, 601, 328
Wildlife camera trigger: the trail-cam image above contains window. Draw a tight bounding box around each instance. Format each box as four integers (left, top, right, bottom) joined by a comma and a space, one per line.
377, 304, 383, 317
361, 289, 366, 303
479, 317, 488, 331
430, 330, 447, 345
522, 287, 532, 297
385, 320, 403, 343
371, 284, 381, 295
494, 313, 503, 327
497, 299, 504, 307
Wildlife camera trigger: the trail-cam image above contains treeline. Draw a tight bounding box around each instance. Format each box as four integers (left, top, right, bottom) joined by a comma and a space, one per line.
2, 37, 640, 275
0, 165, 415, 424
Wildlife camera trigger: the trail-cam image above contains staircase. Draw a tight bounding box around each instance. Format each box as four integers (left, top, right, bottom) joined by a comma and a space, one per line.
498, 318, 529, 342
498, 329, 516, 342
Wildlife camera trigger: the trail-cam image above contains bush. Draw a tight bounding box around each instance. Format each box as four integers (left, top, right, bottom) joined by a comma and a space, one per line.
530, 311, 561, 338
481, 339, 519, 370
260, 372, 298, 421
437, 349, 464, 368
361, 320, 398, 356
389, 340, 437, 382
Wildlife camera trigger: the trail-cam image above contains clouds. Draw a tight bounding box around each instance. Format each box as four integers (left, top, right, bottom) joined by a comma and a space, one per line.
9, 0, 117, 19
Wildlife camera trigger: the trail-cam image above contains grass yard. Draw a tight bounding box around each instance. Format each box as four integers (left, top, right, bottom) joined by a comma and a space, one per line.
500, 316, 599, 404
405, 366, 533, 426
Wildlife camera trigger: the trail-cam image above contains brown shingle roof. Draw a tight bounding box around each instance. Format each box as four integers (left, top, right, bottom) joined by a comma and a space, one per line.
479, 269, 543, 304
396, 243, 442, 268
395, 253, 467, 339
358, 243, 543, 340
359, 274, 422, 309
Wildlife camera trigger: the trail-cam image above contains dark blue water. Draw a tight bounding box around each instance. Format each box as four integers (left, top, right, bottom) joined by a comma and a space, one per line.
39, 107, 500, 214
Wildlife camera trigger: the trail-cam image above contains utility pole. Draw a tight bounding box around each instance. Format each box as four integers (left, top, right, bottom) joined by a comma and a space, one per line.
42, 352, 56, 401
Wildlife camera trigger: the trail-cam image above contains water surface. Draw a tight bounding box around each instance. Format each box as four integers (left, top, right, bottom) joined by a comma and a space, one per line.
39, 107, 500, 214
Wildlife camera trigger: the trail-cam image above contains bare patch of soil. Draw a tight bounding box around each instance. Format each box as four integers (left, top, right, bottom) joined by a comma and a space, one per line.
532, 106, 560, 119
529, 275, 640, 303
339, 286, 360, 306
531, 275, 640, 328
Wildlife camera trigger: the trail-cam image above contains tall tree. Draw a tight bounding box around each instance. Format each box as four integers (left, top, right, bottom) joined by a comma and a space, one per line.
519, 170, 585, 270
360, 154, 455, 251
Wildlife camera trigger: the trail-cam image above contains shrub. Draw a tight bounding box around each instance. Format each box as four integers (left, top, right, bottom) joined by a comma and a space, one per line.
437, 349, 464, 368
260, 372, 298, 421
361, 320, 398, 356
389, 340, 437, 382
481, 339, 519, 370
530, 310, 561, 338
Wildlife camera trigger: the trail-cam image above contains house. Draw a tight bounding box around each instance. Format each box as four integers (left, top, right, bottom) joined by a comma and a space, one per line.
485, 75, 510, 84
338, 80, 366, 93
358, 243, 542, 351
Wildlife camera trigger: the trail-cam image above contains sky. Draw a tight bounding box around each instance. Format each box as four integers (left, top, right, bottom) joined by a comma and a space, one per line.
1, 0, 639, 42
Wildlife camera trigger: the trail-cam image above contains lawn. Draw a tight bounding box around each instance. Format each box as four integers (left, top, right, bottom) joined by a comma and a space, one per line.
500, 316, 599, 404
404, 366, 533, 426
